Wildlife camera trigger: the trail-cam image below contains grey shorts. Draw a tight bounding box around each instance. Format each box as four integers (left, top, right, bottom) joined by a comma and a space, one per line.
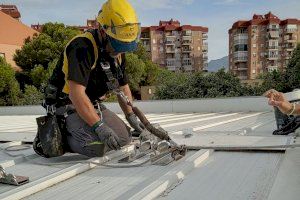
65, 107, 131, 157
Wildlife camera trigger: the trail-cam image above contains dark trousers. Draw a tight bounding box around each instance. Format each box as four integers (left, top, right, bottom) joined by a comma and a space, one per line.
65, 107, 131, 157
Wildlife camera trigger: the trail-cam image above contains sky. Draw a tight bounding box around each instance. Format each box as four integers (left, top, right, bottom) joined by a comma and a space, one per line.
2, 0, 300, 60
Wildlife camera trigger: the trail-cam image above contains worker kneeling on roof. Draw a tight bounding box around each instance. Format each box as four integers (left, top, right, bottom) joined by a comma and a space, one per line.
40, 0, 144, 157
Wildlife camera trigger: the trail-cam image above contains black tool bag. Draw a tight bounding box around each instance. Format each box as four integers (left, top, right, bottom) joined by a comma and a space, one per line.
273, 116, 300, 135
33, 111, 66, 158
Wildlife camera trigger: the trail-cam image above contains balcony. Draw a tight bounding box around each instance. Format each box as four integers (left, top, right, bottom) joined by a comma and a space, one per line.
267, 45, 279, 50
284, 53, 292, 59
284, 35, 297, 42
286, 46, 296, 51
167, 66, 177, 71
182, 30, 192, 36
203, 55, 208, 61
166, 48, 175, 53
182, 47, 192, 53
237, 66, 248, 71
233, 33, 248, 45
165, 41, 175, 46
141, 33, 150, 40
267, 53, 279, 60
182, 58, 192, 62
166, 58, 176, 62
202, 33, 208, 40
165, 34, 176, 38
182, 35, 192, 42
234, 51, 248, 63
285, 28, 298, 33
182, 39, 192, 45
268, 31, 279, 39
267, 27, 279, 32
267, 66, 278, 72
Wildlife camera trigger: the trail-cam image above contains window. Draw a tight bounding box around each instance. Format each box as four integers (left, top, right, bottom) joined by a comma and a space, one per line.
261, 44, 264, 48
253, 44, 257, 48
252, 69, 256, 74
152, 39, 156, 44
253, 53, 256, 57
198, 47, 201, 51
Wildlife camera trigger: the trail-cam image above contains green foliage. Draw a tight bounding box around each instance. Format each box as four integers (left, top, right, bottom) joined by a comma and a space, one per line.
125, 53, 146, 92
258, 70, 287, 93
155, 69, 244, 100
13, 22, 80, 72
125, 43, 161, 98
21, 85, 43, 105
142, 60, 162, 86
0, 58, 22, 106
254, 43, 300, 94
29, 59, 58, 90
285, 44, 300, 91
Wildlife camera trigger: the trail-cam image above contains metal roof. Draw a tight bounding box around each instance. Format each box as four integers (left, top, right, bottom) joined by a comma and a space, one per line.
0, 101, 299, 200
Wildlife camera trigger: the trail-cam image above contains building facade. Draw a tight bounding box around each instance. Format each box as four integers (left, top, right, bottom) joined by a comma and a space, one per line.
229, 12, 300, 81
0, 6, 38, 71
0, 4, 20, 20
141, 19, 208, 72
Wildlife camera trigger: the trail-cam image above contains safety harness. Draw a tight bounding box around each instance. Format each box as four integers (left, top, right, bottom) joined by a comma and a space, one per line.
34, 30, 125, 158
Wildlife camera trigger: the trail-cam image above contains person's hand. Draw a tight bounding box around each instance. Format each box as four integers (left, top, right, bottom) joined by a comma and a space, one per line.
126, 112, 145, 133
94, 123, 121, 150
263, 89, 293, 114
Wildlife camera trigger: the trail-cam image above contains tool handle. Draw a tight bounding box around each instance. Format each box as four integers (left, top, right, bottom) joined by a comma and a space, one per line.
116, 91, 171, 141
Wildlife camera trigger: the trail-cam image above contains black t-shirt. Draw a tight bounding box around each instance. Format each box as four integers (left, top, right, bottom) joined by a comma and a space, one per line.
55, 30, 128, 103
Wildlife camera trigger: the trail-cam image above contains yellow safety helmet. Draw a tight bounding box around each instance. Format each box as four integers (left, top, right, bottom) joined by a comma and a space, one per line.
97, 0, 140, 52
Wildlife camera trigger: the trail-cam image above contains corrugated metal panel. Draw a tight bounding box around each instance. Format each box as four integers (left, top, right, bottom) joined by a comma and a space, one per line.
0, 111, 298, 200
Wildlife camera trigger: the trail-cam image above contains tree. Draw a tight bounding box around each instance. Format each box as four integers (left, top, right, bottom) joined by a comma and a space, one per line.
258, 70, 286, 93
125, 53, 146, 92
29, 59, 58, 90
285, 44, 300, 91
154, 69, 246, 100
21, 85, 43, 105
142, 60, 162, 86
14, 22, 80, 71
0, 58, 22, 106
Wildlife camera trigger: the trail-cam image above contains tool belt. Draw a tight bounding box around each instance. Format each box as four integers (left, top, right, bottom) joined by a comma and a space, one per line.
37, 36, 123, 158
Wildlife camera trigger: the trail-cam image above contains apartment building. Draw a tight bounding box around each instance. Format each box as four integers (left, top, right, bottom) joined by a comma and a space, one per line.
229, 12, 300, 81
141, 19, 208, 72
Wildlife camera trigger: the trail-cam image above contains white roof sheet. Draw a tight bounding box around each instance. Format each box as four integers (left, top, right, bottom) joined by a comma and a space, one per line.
0, 110, 299, 200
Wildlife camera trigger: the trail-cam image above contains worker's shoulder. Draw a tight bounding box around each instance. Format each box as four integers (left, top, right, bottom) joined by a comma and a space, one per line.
66, 32, 96, 51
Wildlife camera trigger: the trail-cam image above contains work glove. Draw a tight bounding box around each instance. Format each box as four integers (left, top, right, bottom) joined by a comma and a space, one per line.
94, 123, 121, 150
126, 112, 145, 133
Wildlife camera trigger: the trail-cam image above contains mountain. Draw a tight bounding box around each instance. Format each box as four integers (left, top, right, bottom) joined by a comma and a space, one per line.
207, 56, 229, 72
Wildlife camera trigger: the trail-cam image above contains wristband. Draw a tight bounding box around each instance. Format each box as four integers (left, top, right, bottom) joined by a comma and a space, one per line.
91, 120, 103, 134
287, 103, 296, 116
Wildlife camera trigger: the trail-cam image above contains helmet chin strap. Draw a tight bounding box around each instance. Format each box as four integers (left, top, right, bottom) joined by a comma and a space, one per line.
97, 28, 120, 58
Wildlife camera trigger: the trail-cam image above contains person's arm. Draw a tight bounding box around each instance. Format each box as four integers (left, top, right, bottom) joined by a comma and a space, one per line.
117, 84, 133, 115
264, 89, 299, 115
68, 80, 100, 126
69, 81, 121, 150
